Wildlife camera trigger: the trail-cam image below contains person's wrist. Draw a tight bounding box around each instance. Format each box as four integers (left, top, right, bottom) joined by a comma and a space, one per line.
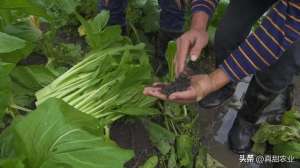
193, 74, 214, 101
191, 12, 209, 32
208, 68, 231, 92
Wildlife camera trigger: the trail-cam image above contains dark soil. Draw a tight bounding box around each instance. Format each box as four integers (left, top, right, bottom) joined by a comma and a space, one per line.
161, 74, 191, 97
160, 54, 216, 97
17, 53, 48, 66
110, 119, 158, 168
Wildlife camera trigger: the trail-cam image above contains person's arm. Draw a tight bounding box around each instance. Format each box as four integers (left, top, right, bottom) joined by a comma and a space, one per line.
175, 0, 220, 75
144, 0, 300, 103
220, 0, 300, 81
192, 0, 219, 18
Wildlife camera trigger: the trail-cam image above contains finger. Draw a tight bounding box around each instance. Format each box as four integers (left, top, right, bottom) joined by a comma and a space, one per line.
144, 87, 161, 95
143, 87, 168, 100
175, 38, 190, 76
153, 82, 163, 86
144, 87, 193, 104
168, 88, 196, 101
153, 82, 167, 87
190, 38, 204, 61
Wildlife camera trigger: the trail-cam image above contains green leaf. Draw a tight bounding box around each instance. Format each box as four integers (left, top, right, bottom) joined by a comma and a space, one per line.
76, 11, 125, 50
9, 65, 57, 107
282, 109, 300, 126
115, 107, 160, 116
252, 123, 300, 145
195, 146, 208, 168
140, 155, 158, 168
4, 21, 42, 42
48, 0, 80, 15
166, 41, 177, 81
0, 158, 25, 168
89, 26, 123, 50
90, 11, 110, 33
252, 110, 300, 155
0, 0, 48, 17
273, 142, 300, 159
0, 32, 26, 53
140, 0, 160, 32
176, 135, 193, 168
1, 0, 80, 25
10, 81, 35, 108
0, 62, 15, 119
144, 120, 175, 155
129, 0, 148, 8
0, 41, 34, 64
11, 65, 57, 91
167, 147, 177, 168
13, 98, 134, 168
0, 126, 17, 158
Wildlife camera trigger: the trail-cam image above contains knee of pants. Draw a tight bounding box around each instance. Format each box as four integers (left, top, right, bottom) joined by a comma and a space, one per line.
159, 0, 185, 32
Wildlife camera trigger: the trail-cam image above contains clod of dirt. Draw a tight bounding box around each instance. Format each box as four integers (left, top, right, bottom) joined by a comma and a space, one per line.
110, 119, 157, 168
161, 74, 191, 97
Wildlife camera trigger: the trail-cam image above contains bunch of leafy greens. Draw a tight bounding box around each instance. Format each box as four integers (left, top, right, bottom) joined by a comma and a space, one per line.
252, 109, 300, 159
36, 11, 159, 127
1, 3, 155, 168
0, 0, 66, 122
0, 98, 133, 168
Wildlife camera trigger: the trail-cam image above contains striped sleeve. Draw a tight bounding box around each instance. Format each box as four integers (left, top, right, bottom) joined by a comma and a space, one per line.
192, 0, 219, 18
220, 0, 300, 81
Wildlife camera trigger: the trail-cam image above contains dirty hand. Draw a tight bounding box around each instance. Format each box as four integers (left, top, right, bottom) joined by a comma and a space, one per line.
144, 74, 213, 104
175, 29, 208, 76
143, 69, 230, 104
175, 12, 209, 76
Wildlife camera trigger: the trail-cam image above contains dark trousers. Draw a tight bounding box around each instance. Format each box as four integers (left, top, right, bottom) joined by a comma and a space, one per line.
98, 0, 185, 32
214, 0, 300, 92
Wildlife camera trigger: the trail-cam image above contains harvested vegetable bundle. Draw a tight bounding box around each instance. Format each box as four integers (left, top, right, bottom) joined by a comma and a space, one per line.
36, 43, 158, 125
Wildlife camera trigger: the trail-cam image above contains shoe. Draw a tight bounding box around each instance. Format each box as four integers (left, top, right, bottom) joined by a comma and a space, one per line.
198, 83, 235, 109
229, 117, 258, 154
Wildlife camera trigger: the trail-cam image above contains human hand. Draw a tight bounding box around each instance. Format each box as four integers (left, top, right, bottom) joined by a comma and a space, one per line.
175, 29, 208, 76
143, 74, 214, 104
143, 69, 231, 104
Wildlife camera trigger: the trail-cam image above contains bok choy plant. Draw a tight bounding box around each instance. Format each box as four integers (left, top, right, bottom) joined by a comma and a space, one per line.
36, 43, 159, 126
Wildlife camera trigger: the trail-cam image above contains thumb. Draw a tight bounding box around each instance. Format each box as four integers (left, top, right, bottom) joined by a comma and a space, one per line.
190, 39, 204, 61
